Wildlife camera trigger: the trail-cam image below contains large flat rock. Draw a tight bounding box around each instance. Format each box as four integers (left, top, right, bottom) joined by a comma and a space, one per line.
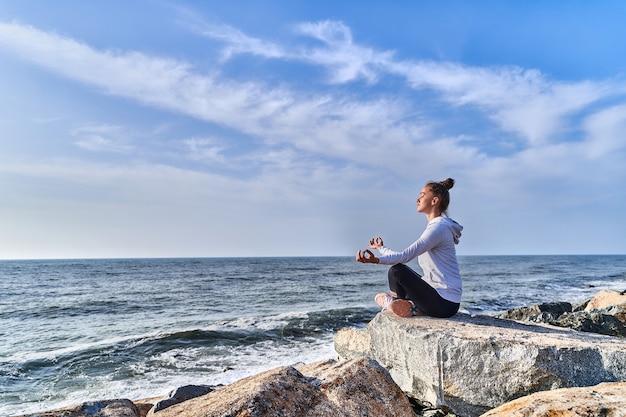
335, 312, 626, 417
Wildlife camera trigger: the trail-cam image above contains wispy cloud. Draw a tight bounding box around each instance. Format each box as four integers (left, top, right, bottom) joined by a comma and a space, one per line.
0, 21, 451, 178
184, 138, 226, 164
33, 116, 65, 124
294, 20, 394, 84
72, 124, 134, 153
197, 24, 285, 61
0, 22, 294, 133
582, 103, 626, 158
3, 18, 626, 172
388, 62, 619, 145
192, 19, 626, 148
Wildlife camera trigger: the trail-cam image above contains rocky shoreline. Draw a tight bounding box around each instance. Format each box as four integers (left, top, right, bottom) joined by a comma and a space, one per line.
17, 290, 626, 417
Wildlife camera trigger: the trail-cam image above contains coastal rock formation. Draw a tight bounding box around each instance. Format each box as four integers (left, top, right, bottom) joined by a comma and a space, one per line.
149, 357, 415, 417
334, 312, 626, 417
479, 382, 626, 417
497, 299, 626, 337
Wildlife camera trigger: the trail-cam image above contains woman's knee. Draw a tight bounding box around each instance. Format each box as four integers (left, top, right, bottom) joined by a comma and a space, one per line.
388, 263, 420, 284
388, 263, 408, 280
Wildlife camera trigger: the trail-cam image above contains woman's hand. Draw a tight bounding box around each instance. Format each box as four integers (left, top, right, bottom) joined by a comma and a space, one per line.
356, 249, 379, 264
369, 236, 383, 250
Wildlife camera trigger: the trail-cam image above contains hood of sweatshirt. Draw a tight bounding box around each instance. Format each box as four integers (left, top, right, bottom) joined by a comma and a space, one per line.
442, 217, 463, 244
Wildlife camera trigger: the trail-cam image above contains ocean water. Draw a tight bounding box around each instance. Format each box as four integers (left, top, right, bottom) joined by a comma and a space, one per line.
1, 255, 626, 416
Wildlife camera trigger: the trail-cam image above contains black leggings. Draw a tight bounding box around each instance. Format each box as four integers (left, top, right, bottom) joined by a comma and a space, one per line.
387, 263, 460, 318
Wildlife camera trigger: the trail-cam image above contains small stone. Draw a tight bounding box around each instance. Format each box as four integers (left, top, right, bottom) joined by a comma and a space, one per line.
152, 385, 213, 413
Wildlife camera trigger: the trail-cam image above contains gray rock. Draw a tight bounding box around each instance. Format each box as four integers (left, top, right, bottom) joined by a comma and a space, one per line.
152, 385, 213, 412
499, 301, 626, 337
572, 299, 589, 312
335, 312, 626, 417
553, 311, 626, 337
496, 301, 572, 322
17, 399, 140, 417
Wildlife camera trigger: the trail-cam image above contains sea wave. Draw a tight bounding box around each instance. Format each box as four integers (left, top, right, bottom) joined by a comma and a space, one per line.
0, 306, 374, 386
1, 306, 368, 416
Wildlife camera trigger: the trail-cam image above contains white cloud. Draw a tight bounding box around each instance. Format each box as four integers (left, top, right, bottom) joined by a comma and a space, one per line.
0, 21, 464, 177
185, 19, 626, 150
72, 124, 134, 153
197, 24, 285, 61
386, 60, 622, 145
2, 19, 624, 180
184, 138, 226, 164
294, 20, 394, 84
196, 19, 392, 84
582, 103, 626, 158
33, 116, 65, 124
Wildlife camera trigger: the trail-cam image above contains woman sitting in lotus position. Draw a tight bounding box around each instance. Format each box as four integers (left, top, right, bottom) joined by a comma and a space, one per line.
356, 178, 463, 318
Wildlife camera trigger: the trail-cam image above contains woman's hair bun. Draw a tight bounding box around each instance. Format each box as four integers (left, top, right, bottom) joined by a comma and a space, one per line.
439, 178, 455, 190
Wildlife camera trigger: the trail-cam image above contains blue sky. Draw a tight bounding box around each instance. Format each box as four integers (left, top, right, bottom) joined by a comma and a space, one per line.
1, 1, 625, 259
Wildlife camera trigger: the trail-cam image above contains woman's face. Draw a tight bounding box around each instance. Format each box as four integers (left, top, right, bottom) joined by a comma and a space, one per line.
416, 186, 437, 213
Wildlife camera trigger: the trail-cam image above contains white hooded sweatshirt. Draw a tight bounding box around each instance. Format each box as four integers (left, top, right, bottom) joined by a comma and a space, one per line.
376, 216, 463, 303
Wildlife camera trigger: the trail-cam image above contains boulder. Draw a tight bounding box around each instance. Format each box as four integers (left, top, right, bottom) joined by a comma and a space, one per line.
479, 382, 626, 417
581, 289, 626, 328
334, 312, 626, 417
552, 311, 626, 337
150, 357, 415, 417
498, 299, 626, 337
151, 384, 214, 413
497, 302, 572, 322
585, 289, 626, 311
602, 303, 626, 325
17, 399, 140, 417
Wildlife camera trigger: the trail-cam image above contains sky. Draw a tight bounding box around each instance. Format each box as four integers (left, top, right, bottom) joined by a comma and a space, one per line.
1, 1, 625, 259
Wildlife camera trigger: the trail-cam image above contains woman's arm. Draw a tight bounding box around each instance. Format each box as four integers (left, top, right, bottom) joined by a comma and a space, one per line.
377, 221, 446, 265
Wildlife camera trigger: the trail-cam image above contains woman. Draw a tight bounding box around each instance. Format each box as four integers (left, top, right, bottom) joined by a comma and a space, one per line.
356, 178, 463, 318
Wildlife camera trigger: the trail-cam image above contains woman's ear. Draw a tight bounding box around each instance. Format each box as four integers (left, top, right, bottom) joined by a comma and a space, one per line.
431, 196, 439, 206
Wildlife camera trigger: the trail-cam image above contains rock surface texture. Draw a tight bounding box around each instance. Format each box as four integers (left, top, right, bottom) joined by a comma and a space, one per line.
479, 382, 626, 417
335, 312, 626, 417
498, 298, 626, 337
585, 289, 626, 311
16, 399, 142, 417
149, 357, 415, 417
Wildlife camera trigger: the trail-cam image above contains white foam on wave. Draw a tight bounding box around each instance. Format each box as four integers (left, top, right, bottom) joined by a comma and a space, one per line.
0, 332, 155, 365
134, 335, 338, 392
211, 310, 311, 331
2, 310, 320, 369
29, 339, 336, 416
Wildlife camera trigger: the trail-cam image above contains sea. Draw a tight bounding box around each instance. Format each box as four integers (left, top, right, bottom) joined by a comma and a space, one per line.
1, 255, 626, 416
